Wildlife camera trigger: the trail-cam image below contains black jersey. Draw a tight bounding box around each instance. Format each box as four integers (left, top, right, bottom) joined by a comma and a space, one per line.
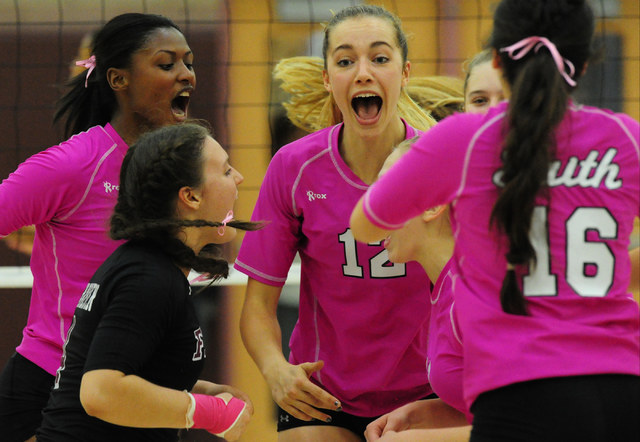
37, 240, 205, 442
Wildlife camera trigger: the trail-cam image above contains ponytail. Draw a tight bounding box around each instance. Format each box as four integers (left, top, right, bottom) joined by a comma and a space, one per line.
488, 0, 593, 315
490, 53, 569, 315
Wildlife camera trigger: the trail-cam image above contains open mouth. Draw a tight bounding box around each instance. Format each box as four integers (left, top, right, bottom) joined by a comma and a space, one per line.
171, 91, 191, 119
351, 94, 382, 121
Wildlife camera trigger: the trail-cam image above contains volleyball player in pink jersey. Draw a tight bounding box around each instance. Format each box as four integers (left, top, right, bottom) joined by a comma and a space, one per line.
235, 5, 445, 441
365, 60, 506, 441
352, 1, 640, 440
0, 13, 195, 441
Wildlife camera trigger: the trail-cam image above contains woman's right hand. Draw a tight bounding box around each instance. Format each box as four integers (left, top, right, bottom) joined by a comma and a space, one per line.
265, 359, 341, 422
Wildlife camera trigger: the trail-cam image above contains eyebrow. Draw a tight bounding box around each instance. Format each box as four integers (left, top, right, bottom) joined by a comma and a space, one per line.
154, 49, 193, 57
332, 41, 394, 55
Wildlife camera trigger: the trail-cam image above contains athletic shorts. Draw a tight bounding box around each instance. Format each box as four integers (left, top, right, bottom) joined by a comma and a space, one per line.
470, 374, 640, 442
276, 405, 374, 440
0, 352, 54, 442
276, 393, 437, 439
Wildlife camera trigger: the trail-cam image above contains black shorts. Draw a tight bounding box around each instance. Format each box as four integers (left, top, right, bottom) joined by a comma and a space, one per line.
470, 374, 640, 442
276, 405, 374, 440
276, 393, 437, 439
0, 352, 55, 442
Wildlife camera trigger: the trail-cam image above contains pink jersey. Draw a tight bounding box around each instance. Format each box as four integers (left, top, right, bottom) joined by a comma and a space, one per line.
426, 259, 470, 421
235, 121, 433, 416
362, 101, 640, 409
0, 124, 127, 375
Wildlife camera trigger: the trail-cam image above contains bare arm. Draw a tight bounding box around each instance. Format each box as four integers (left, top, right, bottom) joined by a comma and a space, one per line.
80, 369, 190, 428
239, 277, 340, 421
349, 197, 392, 244
373, 426, 472, 442
365, 398, 469, 441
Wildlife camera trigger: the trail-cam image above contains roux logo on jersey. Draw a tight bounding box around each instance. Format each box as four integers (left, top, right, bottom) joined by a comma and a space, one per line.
77, 283, 99, 311
307, 190, 327, 201
492, 147, 622, 190
192, 328, 205, 361
103, 181, 120, 193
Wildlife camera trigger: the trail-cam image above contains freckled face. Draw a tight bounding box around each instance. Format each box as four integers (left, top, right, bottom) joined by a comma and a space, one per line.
322, 16, 409, 134
124, 27, 196, 128
464, 61, 504, 114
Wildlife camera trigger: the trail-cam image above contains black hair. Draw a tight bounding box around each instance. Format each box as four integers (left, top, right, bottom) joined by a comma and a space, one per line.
489, 0, 594, 315
322, 5, 408, 69
54, 13, 182, 138
110, 122, 261, 280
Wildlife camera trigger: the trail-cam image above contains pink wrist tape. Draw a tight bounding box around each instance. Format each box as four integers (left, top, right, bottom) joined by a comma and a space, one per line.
191, 393, 246, 436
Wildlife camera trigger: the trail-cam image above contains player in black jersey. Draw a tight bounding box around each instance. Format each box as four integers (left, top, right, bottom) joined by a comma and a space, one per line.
37, 123, 261, 441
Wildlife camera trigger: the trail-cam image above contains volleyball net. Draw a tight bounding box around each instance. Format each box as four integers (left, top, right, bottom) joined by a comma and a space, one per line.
1, 0, 638, 285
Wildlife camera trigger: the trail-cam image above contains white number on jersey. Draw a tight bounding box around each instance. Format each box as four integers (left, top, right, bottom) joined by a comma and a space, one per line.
523, 206, 617, 297
338, 228, 406, 278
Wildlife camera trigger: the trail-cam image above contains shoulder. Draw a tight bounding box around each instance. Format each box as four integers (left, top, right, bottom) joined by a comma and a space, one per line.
273, 125, 336, 164
100, 241, 183, 289
39, 125, 118, 168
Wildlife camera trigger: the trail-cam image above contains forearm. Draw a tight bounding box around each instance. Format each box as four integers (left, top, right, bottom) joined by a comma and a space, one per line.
80, 369, 190, 428
387, 426, 472, 442
403, 399, 468, 430
239, 279, 288, 379
350, 197, 391, 244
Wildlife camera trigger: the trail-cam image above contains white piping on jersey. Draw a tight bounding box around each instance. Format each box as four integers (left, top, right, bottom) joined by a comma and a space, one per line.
58, 127, 119, 221
291, 147, 331, 217
51, 126, 121, 342
452, 112, 506, 248
48, 224, 66, 343
431, 267, 453, 305
450, 301, 463, 346
234, 259, 288, 284
313, 294, 322, 384
363, 191, 406, 230
327, 126, 369, 191
571, 103, 640, 161
455, 111, 507, 202
449, 272, 462, 346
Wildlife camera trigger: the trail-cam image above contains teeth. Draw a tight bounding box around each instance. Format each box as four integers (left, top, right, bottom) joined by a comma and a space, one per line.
179, 91, 190, 97
354, 93, 377, 98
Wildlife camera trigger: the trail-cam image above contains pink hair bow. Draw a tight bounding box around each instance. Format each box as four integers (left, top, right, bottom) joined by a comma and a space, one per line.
218, 210, 234, 236
75, 55, 96, 88
500, 36, 576, 87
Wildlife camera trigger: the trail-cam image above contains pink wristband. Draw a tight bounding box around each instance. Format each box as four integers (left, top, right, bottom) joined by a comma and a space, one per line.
191, 393, 246, 436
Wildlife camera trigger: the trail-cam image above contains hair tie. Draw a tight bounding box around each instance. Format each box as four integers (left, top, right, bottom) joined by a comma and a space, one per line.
218, 210, 234, 236
75, 55, 96, 88
499, 36, 576, 87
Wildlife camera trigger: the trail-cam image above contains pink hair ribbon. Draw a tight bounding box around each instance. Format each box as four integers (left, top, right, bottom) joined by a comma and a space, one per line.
75, 55, 96, 88
189, 273, 212, 285
499, 36, 576, 87
218, 210, 234, 236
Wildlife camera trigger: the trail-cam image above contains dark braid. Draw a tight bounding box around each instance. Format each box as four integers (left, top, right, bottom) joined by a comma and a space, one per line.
110, 122, 262, 279
489, 0, 594, 315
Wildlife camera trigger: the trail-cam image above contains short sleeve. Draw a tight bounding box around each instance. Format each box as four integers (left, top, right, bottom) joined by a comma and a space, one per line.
235, 150, 301, 286
0, 144, 84, 236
